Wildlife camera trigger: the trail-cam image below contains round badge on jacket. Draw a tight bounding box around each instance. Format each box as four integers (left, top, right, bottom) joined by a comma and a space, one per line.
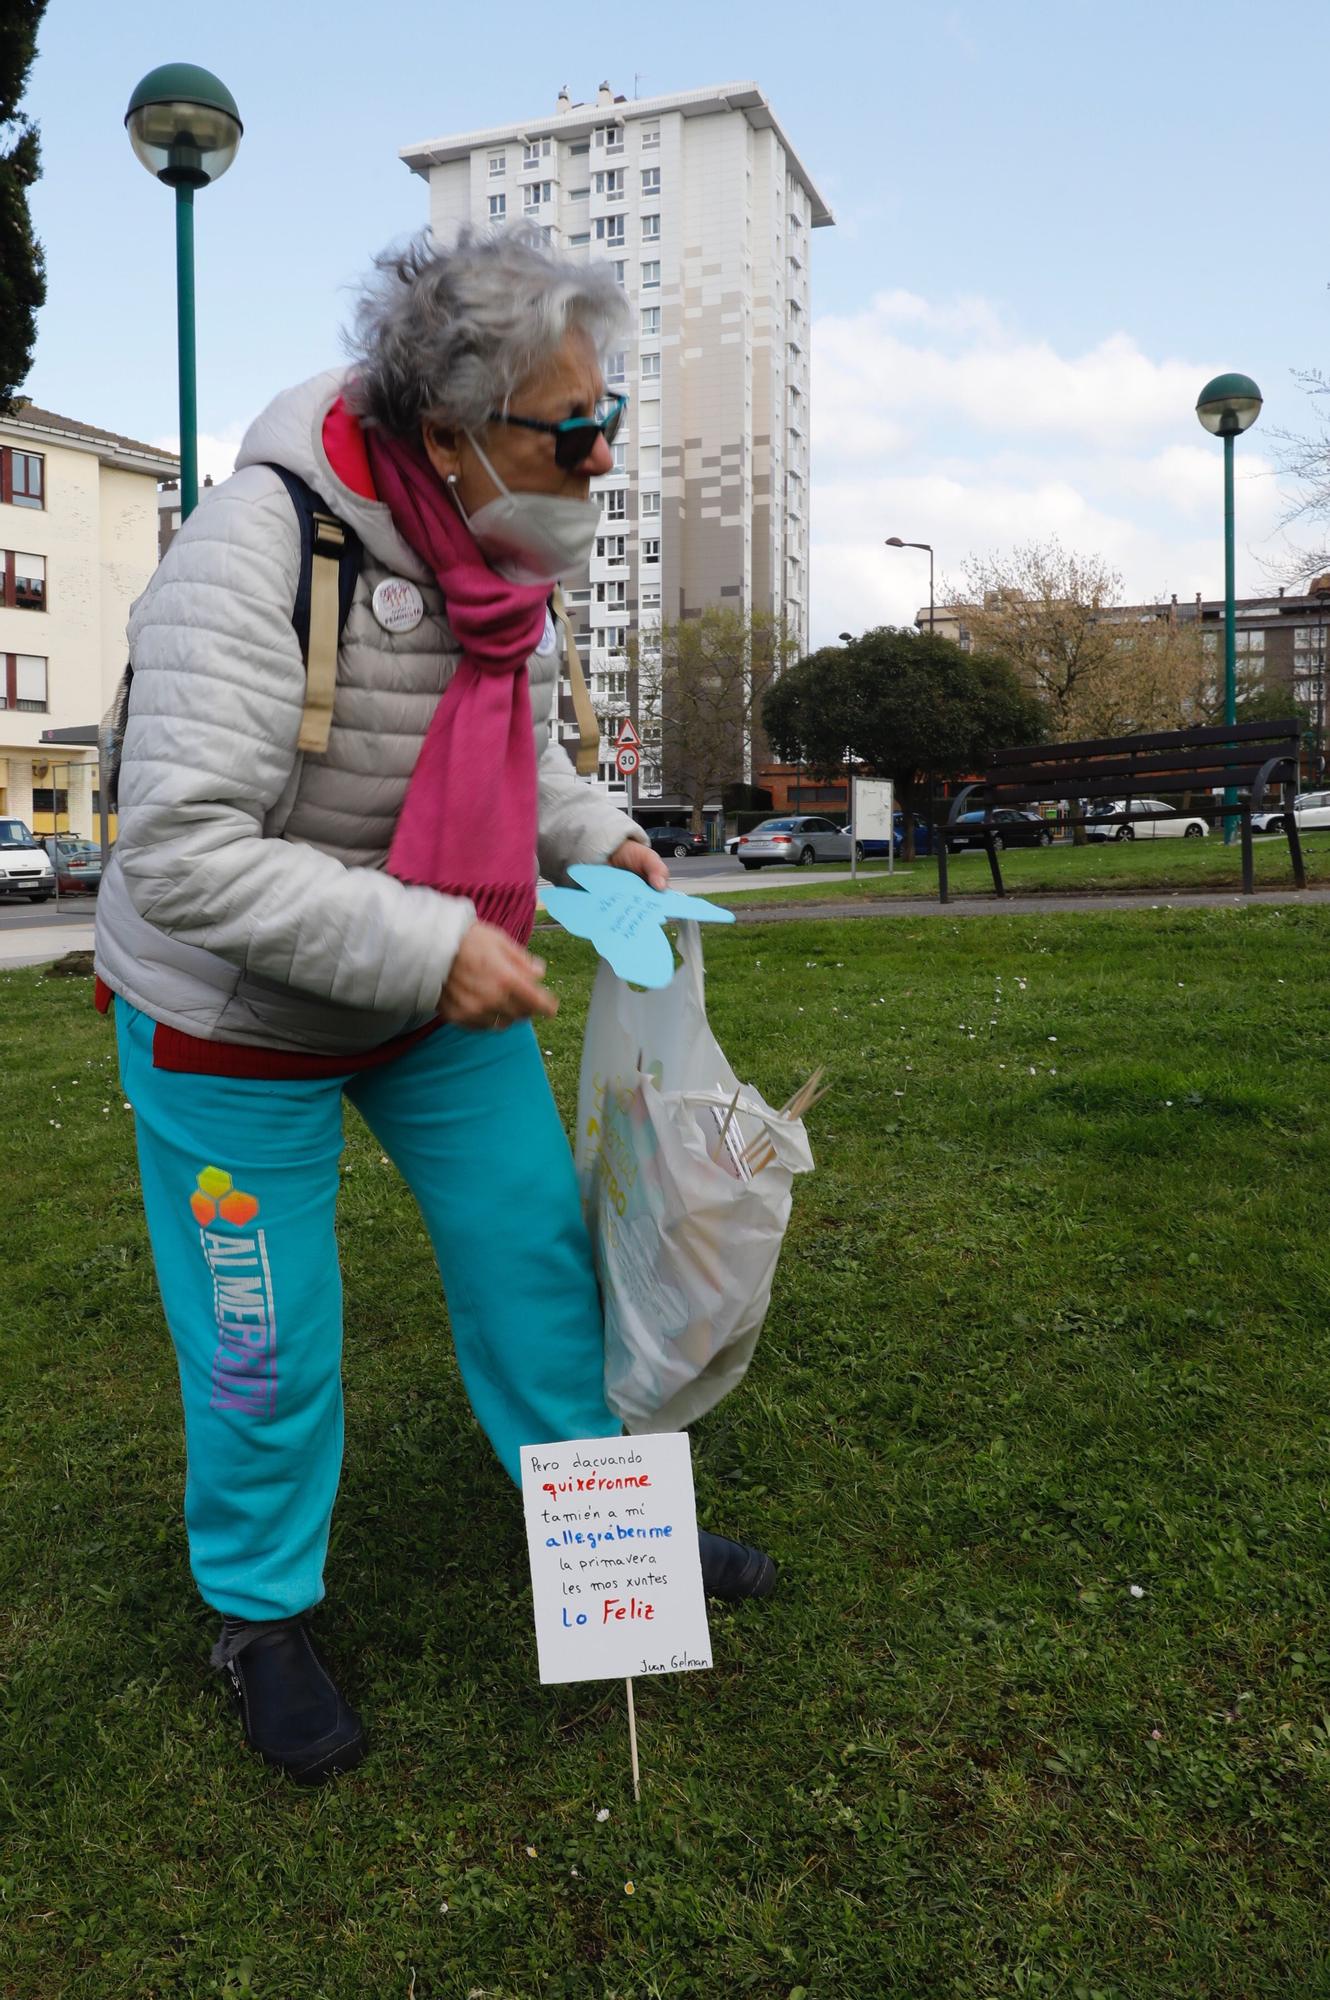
371, 578, 425, 633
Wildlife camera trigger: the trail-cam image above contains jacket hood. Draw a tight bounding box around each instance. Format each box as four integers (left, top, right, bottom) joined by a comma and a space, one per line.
234, 369, 433, 586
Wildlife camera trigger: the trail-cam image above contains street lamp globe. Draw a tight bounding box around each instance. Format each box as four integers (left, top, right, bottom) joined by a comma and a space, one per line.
1195, 373, 1262, 438
126, 64, 242, 188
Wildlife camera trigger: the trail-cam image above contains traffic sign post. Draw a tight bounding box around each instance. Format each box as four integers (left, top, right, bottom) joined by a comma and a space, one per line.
616, 735, 639, 819
615, 721, 641, 819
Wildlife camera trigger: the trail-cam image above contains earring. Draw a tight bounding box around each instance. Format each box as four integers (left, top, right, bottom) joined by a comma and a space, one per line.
446, 473, 459, 487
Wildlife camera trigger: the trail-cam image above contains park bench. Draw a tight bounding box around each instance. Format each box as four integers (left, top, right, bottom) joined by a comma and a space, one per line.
933, 718, 1307, 903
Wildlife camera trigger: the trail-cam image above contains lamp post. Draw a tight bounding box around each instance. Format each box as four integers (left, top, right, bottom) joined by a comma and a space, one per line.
885, 537, 934, 632
1195, 373, 1262, 842
126, 65, 242, 520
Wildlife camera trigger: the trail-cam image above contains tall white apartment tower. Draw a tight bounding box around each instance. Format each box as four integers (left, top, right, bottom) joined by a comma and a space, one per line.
401, 82, 832, 803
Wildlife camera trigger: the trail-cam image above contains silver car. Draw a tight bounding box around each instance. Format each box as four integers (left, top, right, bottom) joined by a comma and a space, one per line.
1251, 790, 1330, 835
737, 815, 852, 869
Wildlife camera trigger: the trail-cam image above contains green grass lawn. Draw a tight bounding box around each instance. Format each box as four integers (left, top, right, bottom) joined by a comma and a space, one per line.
715, 827, 1330, 906
4, 905, 1330, 1998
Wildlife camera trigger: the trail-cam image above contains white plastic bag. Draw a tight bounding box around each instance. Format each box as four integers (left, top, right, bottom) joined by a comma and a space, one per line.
574, 921, 813, 1432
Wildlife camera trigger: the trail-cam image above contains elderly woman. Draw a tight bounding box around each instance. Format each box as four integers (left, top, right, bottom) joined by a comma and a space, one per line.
95, 229, 773, 1788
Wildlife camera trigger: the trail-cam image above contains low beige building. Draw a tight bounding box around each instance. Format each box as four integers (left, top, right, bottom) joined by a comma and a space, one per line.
0, 403, 177, 835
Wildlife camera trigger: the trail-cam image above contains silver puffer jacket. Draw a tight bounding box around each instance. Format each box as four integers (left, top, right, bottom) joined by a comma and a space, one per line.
95, 369, 642, 1053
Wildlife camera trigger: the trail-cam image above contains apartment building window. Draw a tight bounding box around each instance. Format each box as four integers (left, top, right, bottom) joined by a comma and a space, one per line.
525, 180, 553, 208
5, 551, 45, 609
488, 193, 506, 220
594, 124, 624, 154
522, 138, 553, 170
594, 169, 624, 199
611, 260, 627, 287
570, 231, 590, 247
596, 580, 628, 609
2, 449, 44, 509
641, 351, 660, 380
640, 260, 661, 289
640, 166, 660, 196
641, 490, 661, 517
640, 122, 659, 147
604, 489, 627, 520
641, 583, 662, 607
569, 184, 590, 201
639, 401, 661, 433
594, 214, 625, 244
595, 535, 627, 562
488, 152, 506, 176
604, 624, 628, 649
641, 212, 660, 242
2, 652, 47, 710
641, 537, 660, 564
641, 307, 660, 337
606, 350, 627, 385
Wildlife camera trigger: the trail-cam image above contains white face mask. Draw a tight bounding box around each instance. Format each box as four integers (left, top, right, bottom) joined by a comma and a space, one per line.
454, 432, 601, 586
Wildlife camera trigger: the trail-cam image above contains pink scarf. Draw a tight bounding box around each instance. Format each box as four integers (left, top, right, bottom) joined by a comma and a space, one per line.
364, 427, 549, 945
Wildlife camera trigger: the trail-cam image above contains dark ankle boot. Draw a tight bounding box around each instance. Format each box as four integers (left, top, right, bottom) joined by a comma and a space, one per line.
211, 1617, 366, 1786
698, 1530, 778, 1602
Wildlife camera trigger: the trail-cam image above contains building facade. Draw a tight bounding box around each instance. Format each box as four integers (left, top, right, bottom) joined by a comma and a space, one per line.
926, 582, 1330, 773
0, 404, 177, 835
401, 80, 831, 806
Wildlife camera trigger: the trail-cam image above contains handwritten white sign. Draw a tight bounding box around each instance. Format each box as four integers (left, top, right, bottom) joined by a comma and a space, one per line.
520, 1433, 712, 1684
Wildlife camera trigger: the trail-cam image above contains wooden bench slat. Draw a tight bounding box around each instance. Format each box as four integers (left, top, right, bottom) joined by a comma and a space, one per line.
988, 717, 1301, 764
980, 766, 1290, 809
984, 748, 1296, 791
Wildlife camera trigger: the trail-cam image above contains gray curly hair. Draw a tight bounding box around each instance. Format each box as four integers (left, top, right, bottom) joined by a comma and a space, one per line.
344, 226, 628, 438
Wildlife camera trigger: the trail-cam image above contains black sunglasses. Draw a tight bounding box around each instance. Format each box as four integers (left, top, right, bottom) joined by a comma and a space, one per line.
487, 393, 628, 470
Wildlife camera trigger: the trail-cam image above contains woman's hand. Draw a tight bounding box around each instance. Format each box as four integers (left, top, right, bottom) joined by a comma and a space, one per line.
609, 836, 669, 892
438, 922, 558, 1028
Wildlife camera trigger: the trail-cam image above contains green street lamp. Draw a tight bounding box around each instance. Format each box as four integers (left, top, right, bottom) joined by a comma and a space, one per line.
126, 64, 242, 519
1195, 372, 1262, 842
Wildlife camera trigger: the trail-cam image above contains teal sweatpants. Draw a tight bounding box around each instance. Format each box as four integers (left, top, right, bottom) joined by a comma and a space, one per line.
115, 1001, 617, 1621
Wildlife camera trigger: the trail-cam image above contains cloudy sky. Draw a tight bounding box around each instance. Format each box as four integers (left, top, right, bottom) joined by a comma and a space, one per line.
26, 0, 1328, 643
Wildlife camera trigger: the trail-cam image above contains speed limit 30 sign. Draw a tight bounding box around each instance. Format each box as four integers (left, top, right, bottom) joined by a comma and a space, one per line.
616, 746, 640, 776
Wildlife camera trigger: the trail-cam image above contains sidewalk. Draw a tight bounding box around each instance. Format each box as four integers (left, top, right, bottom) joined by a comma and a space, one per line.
0, 919, 96, 968
720, 885, 1330, 923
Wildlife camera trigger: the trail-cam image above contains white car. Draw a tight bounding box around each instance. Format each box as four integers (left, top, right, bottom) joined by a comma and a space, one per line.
1085, 798, 1207, 841
1250, 791, 1330, 835
0, 816, 56, 900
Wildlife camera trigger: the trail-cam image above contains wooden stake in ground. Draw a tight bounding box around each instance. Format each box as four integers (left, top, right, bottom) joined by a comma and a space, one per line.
626, 1676, 641, 1802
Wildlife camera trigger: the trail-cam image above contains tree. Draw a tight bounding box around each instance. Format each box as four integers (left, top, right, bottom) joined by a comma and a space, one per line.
629, 607, 797, 834
0, 2, 46, 413
958, 538, 1209, 739
1268, 371, 1330, 583
761, 627, 1043, 860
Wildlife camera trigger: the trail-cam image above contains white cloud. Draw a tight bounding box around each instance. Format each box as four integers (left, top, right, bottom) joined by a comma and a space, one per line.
809, 293, 1293, 645
150, 429, 246, 489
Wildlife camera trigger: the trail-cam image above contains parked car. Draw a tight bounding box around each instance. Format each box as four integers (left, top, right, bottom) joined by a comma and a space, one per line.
838, 814, 934, 858
1251, 791, 1330, 835
0, 817, 55, 901
946, 808, 1055, 853
737, 815, 851, 868
645, 824, 710, 859
42, 836, 103, 894
1085, 798, 1207, 841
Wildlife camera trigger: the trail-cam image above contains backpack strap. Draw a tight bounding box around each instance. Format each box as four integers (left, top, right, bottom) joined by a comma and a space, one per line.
551, 586, 602, 778
264, 464, 362, 756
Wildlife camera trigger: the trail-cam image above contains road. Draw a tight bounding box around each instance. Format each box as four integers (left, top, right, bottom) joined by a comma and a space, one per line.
0, 860, 900, 969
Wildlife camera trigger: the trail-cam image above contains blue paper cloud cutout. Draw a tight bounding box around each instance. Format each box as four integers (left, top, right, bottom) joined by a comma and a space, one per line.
541, 863, 735, 987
